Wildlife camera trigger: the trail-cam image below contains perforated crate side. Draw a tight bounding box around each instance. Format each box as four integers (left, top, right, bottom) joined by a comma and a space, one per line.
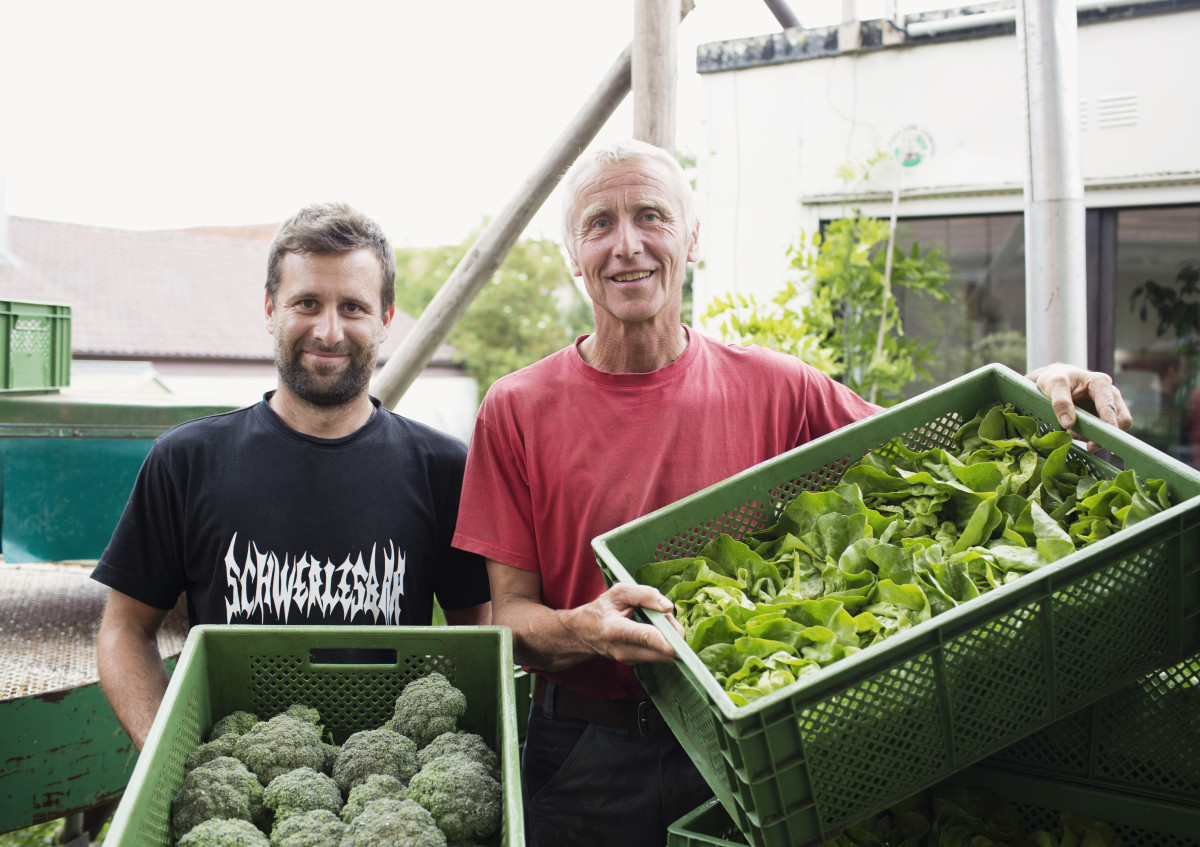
988, 652, 1200, 806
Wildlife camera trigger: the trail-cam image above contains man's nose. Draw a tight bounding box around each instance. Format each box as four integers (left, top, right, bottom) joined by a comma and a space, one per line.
313, 307, 344, 345
614, 217, 642, 258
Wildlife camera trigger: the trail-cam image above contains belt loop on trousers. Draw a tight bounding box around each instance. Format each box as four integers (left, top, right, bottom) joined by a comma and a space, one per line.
636, 700, 654, 737
541, 678, 558, 719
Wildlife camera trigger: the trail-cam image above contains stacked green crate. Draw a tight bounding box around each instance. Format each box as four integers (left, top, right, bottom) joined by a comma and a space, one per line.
0, 300, 71, 393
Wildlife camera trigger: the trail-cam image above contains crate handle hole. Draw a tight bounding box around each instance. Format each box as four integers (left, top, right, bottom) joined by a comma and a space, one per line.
308, 647, 397, 665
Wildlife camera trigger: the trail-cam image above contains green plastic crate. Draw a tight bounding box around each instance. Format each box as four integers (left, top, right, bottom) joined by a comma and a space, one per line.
0, 300, 71, 393
986, 650, 1200, 806
103, 625, 523, 847
668, 766, 1200, 847
594, 364, 1200, 847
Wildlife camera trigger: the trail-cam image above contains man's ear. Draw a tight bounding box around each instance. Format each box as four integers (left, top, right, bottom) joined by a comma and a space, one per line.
379, 304, 395, 342
687, 221, 701, 264
265, 292, 275, 335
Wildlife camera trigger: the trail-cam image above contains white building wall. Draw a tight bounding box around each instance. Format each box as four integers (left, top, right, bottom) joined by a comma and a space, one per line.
693, 6, 1200, 325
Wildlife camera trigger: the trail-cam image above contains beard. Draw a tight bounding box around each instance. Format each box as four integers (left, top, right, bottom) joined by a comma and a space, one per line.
275, 336, 377, 408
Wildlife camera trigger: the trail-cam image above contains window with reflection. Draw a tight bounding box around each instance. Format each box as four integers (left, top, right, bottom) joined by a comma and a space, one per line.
891, 214, 1027, 396
1112, 206, 1200, 465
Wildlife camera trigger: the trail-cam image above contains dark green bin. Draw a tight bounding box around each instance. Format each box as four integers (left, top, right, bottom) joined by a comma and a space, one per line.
103, 625, 523, 846
594, 364, 1200, 847
986, 650, 1199, 806
667, 766, 1200, 847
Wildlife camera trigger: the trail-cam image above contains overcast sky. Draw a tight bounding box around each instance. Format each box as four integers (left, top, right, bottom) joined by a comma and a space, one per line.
1, 1, 942, 248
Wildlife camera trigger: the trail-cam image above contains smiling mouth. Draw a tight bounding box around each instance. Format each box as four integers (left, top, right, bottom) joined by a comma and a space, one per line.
611, 271, 653, 282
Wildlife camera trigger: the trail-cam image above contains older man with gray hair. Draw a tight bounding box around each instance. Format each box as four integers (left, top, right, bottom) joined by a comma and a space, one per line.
452, 139, 1131, 846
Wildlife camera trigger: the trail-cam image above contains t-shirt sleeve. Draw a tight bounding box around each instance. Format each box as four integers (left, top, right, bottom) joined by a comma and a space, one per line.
90, 441, 185, 610
452, 395, 541, 573
798, 361, 882, 442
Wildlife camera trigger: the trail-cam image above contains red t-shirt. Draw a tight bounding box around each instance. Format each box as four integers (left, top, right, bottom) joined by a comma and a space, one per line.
452, 328, 878, 700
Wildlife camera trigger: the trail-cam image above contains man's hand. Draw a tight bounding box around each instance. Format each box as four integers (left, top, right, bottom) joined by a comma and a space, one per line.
487, 560, 683, 671
1027, 362, 1132, 450
563, 583, 683, 666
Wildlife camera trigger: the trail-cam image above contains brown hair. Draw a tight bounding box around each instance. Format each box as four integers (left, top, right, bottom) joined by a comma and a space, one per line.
266, 202, 395, 312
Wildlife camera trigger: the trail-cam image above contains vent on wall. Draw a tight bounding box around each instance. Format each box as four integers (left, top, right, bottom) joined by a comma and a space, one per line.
1096, 93, 1139, 129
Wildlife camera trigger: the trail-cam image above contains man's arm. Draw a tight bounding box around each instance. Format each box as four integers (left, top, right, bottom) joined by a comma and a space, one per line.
443, 602, 492, 625
486, 559, 682, 672
96, 589, 172, 751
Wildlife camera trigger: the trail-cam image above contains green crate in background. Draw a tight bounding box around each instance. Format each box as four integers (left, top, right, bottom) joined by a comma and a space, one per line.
668, 766, 1200, 847
0, 300, 71, 393
986, 651, 1200, 806
103, 625, 523, 847
594, 364, 1200, 847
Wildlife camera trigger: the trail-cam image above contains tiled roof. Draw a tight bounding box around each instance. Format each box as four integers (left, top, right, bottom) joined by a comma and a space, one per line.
0, 216, 456, 365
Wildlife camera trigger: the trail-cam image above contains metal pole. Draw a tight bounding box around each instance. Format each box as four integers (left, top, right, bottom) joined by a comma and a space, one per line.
633, 0, 678, 150
1015, 0, 1088, 369
762, 0, 801, 29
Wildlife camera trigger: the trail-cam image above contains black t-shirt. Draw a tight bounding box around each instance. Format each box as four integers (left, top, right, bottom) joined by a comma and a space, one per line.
91, 395, 488, 627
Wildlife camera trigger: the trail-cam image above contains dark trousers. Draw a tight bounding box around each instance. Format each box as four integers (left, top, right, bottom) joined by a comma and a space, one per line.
521, 695, 713, 847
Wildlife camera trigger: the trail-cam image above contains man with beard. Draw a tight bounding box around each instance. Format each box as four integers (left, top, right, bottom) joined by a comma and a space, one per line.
92, 202, 489, 751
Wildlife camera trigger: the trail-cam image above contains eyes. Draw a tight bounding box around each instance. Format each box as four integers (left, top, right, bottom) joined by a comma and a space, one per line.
295, 298, 365, 314
588, 209, 664, 230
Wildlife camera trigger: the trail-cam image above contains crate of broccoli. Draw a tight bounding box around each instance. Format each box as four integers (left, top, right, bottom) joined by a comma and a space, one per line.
593, 363, 1200, 847
103, 625, 521, 847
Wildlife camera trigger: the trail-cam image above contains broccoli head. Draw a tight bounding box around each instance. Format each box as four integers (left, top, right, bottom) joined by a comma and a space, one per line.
391, 672, 467, 748
232, 714, 325, 786
407, 753, 501, 843
171, 756, 267, 838
208, 710, 260, 741
185, 733, 240, 773
281, 704, 323, 736
176, 817, 270, 847
267, 808, 346, 847
331, 727, 418, 796
417, 732, 499, 781
340, 797, 447, 847
341, 773, 407, 824
262, 766, 342, 823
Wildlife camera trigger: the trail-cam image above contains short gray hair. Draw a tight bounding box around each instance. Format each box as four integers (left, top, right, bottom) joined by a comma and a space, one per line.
266, 202, 395, 312
559, 139, 696, 260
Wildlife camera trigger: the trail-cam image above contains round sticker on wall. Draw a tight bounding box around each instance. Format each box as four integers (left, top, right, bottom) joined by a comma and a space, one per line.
891, 126, 935, 168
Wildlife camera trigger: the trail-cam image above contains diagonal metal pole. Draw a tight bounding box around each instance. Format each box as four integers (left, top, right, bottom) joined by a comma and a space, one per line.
373, 2, 694, 408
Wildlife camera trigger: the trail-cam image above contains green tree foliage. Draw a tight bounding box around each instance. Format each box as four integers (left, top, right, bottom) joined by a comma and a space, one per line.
393, 231, 593, 398
705, 214, 950, 406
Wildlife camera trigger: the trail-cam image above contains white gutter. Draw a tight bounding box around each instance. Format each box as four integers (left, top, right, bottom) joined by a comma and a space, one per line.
905, 0, 1129, 38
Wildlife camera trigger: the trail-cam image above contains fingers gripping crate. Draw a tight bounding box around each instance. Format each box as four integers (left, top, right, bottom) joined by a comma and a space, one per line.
103, 625, 523, 847
594, 364, 1200, 847
986, 650, 1200, 806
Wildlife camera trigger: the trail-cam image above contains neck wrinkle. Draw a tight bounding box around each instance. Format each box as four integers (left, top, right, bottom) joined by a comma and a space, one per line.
580, 323, 689, 374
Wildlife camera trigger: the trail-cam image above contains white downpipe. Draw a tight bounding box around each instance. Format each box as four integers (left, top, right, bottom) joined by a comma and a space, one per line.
1016, 0, 1088, 370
